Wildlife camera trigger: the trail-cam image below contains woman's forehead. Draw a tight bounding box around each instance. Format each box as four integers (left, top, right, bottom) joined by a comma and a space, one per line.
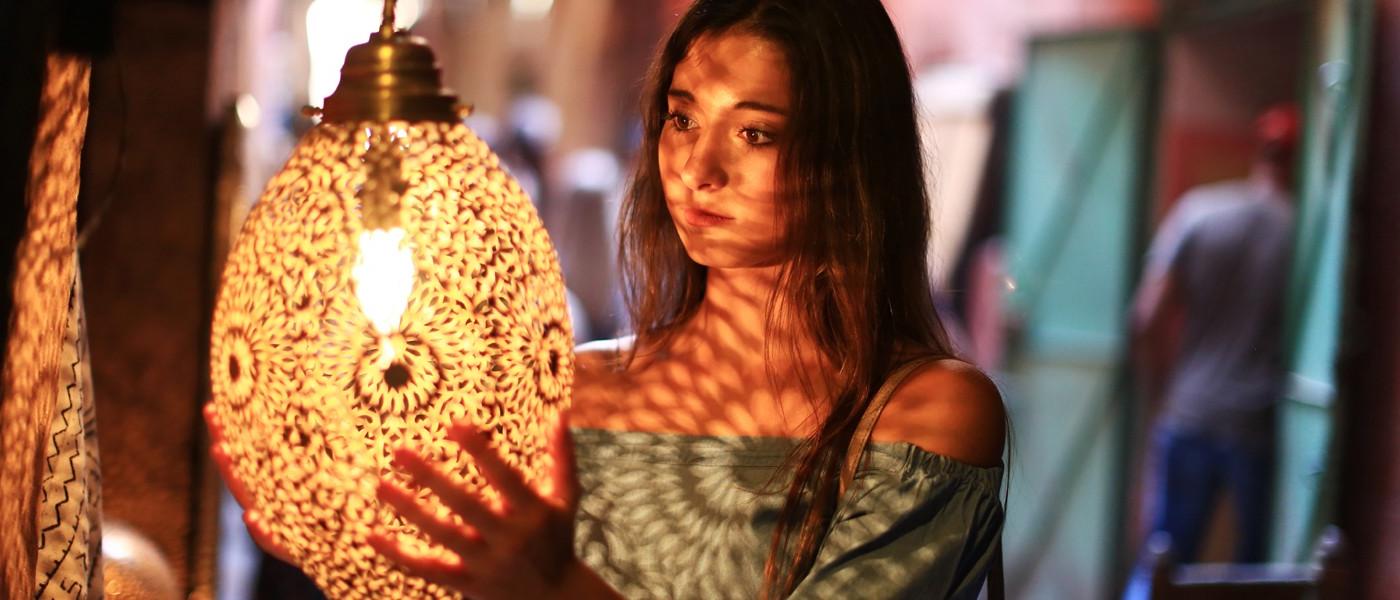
672, 31, 791, 110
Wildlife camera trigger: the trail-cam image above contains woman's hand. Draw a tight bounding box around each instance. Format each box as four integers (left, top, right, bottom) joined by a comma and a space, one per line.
203, 404, 296, 565
369, 415, 615, 599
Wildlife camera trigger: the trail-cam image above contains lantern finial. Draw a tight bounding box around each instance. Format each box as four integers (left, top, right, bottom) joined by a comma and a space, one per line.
380, 0, 397, 39
321, 0, 459, 124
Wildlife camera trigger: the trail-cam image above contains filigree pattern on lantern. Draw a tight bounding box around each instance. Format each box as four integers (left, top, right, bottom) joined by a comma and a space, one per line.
209, 120, 572, 599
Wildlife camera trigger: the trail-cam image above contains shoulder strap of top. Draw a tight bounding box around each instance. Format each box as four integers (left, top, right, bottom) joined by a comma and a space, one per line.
838, 355, 1006, 600
840, 356, 946, 488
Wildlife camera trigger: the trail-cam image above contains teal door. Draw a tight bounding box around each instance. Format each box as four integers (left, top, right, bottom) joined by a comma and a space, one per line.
999, 31, 1157, 599
1274, 0, 1372, 562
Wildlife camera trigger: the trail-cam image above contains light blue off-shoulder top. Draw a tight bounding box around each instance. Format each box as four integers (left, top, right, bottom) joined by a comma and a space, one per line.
570, 426, 1003, 599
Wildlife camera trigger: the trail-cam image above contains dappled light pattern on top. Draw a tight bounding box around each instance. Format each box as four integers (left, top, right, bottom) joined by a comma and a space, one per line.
571, 428, 1005, 599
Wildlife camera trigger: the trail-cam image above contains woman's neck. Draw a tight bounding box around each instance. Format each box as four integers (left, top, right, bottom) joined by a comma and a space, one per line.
601, 265, 835, 438
674, 266, 824, 378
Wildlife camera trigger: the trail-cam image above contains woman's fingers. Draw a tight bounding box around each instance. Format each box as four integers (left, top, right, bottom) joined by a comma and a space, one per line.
366, 532, 471, 591
391, 447, 506, 539
547, 413, 580, 509
207, 405, 295, 564
447, 423, 537, 510
373, 424, 586, 599
244, 510, 295, 565
205, 404, 257, 513
211, 442, 256, 510
203, 404, 223, 444
376, 478, 483, 558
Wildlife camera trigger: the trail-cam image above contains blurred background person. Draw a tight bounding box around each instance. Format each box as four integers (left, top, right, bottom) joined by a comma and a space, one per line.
1129, 104, 1301, 571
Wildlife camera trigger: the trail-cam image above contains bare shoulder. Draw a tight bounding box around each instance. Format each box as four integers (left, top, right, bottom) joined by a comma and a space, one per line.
568, 336, 635, 428
871, 358, 1007, 468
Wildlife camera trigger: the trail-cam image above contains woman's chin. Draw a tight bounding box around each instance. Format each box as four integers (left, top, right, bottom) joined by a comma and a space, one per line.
682, 249, 784, 271
674, 230, 784, 270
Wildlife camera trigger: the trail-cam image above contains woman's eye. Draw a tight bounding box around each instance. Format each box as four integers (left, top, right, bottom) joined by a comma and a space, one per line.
740, 128, 775, 146
667, 112, 696, 131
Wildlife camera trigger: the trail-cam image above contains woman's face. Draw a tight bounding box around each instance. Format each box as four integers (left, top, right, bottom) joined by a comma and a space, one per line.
659, 31, 791, 269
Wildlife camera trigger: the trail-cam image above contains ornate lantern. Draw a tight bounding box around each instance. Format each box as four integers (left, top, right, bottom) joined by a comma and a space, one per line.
206, 3, 573, 597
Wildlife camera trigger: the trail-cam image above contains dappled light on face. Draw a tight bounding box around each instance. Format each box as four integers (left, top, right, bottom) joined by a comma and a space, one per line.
658, 31, 790, 271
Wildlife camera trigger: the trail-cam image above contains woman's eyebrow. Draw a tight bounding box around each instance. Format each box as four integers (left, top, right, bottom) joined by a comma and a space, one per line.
733, 100, 788, 116
668, 89, 788, 116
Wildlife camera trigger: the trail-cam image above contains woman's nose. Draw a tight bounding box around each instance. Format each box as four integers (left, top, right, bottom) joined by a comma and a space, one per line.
679, 131, 728, 191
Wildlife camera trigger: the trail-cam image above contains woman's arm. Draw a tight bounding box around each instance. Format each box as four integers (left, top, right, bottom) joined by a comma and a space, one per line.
207, 403, 622, 598
783, 358, 1005, 599
870, 358, 1006, 467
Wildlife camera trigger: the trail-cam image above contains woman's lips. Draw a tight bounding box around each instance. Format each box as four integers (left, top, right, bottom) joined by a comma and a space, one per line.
683, 206, 734, 228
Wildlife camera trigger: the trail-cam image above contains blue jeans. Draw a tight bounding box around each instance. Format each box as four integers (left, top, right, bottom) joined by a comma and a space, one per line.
1149, 425, 1274, 563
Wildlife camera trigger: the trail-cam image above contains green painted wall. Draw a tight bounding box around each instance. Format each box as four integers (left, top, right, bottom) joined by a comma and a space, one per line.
1000, 30, 1157, 600
1274, 0, 1371, 563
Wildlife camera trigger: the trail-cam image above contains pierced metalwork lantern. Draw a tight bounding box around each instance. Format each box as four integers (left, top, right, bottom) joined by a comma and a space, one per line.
207, 4, 573, 597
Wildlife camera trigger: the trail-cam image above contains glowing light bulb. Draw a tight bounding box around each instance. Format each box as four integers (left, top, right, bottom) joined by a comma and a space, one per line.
351, 227, 415, 366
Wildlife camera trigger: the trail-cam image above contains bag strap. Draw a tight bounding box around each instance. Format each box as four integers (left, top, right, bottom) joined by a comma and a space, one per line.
988, 541, 1005, 600
839, 356, 940, 489
837, 356, 1006, 600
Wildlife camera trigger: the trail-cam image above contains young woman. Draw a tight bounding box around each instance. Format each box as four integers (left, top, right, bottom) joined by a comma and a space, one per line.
371, 0, 1008, 597
219, 0, 1007, 597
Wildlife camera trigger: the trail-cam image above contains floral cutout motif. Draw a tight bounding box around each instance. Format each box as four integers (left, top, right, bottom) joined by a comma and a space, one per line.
209, 121, 573, 599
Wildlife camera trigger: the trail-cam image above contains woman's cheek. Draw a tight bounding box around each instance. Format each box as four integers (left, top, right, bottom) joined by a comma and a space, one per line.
656, 137, 688, 197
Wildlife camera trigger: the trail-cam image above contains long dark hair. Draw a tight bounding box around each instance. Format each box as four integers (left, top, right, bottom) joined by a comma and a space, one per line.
617, 0, 953, 596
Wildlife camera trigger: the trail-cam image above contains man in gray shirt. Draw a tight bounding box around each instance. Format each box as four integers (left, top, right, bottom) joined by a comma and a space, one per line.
1131, 105, 1299, 565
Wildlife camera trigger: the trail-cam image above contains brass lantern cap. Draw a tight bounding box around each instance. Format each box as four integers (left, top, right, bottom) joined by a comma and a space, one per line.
321, 31, 460, 123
